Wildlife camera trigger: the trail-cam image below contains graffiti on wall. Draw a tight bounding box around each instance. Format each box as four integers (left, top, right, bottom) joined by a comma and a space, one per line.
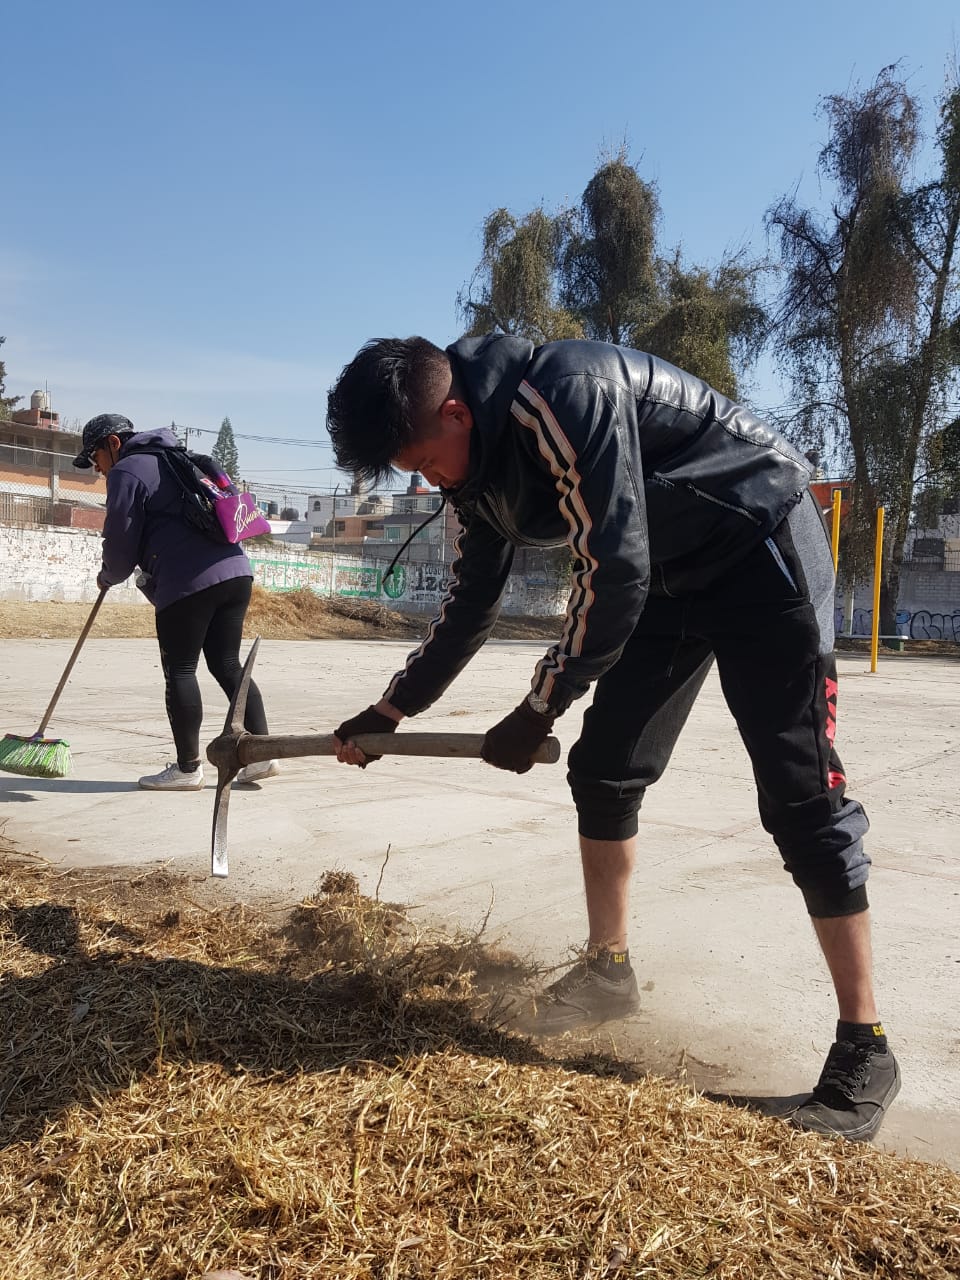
333, 564, 381, 598
407, 563, 450, 603
835, 606, 960, 642
254, 556, 328, 594
247, 551, 565, 617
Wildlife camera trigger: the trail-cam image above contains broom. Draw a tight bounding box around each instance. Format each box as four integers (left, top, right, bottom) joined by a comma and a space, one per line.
0, 588, 106, 779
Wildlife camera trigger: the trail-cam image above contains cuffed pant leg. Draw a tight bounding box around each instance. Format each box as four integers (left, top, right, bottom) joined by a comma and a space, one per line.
709, 494, 871, 916
569, 606, 714, 841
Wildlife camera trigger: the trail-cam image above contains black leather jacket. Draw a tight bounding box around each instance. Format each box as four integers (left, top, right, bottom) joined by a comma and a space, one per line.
384, 334, 811, 718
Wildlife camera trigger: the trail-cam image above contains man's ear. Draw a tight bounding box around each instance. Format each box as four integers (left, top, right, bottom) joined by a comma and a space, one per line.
439, 397, 473, 432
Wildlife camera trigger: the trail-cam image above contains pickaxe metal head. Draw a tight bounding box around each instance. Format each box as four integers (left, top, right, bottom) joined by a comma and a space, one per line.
205, 636, 563, 880
206, 636, 260, 878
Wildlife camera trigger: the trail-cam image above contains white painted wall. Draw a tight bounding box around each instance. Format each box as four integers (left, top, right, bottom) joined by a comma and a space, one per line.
0, 525, 568, 617
0, 524, 143, 603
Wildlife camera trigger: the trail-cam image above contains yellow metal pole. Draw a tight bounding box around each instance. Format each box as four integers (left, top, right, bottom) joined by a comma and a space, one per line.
870, 506, 884, 673
831, 489, 842, 572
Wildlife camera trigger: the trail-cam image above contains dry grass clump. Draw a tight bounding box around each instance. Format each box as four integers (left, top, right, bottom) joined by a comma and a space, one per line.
0, 593, 567, 644
244, 588, 424, 642
1, 854, 958, 1280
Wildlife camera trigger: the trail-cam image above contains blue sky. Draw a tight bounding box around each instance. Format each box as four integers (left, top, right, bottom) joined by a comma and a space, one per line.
4, 0, 957, 502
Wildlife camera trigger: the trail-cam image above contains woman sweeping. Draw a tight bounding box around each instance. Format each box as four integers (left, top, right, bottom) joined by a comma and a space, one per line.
74, 413, 279, 791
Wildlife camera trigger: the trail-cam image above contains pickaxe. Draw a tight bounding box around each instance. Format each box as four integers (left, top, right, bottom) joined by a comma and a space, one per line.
206, 638, 562, 878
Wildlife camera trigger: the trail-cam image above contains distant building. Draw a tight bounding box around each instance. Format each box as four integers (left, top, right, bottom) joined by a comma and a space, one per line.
809, 478, 853, 523
0, 391, 106, 529
306, 474, 459, 563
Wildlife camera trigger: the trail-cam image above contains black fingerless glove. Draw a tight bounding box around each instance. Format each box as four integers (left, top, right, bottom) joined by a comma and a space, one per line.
481, 698, 555, 774
334, 705, 398, 767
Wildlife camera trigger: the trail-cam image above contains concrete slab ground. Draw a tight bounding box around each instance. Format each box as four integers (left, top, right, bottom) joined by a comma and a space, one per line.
1, 636, 958, 1169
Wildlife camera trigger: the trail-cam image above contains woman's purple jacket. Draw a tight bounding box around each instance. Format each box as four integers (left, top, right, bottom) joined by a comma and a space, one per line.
98, 428, 253, 612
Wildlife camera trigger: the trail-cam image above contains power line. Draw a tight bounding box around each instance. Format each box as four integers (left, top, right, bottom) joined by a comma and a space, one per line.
182, 423, 334, 449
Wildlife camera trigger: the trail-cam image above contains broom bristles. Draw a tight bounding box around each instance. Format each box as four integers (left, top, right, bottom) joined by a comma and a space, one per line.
0, 733, 72, 779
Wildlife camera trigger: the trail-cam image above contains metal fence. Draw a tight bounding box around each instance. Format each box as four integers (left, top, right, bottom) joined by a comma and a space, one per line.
904, 549, 960, 573
0, 438, 106, 520
0, 492, 59, 524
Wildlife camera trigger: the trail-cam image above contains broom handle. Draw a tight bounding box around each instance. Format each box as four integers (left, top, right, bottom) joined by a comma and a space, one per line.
36, 588, 107, 736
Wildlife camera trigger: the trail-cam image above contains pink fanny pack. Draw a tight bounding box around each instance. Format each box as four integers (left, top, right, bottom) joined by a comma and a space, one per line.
213, 490, 272, 543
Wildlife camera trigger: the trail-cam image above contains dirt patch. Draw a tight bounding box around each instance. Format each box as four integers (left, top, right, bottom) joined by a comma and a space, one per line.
0, 588, 562, 643
835, 635, 960, 658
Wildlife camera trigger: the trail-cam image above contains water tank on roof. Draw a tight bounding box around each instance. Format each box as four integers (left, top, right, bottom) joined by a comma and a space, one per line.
31, 390, 51, 412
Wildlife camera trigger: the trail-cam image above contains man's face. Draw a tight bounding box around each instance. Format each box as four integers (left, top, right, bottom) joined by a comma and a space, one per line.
393, 398, 473, 490
90, 435, 121, 476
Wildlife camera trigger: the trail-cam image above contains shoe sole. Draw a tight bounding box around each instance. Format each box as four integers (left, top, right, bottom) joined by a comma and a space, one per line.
793, 1059, 902, 1142
138, 782, 205, 791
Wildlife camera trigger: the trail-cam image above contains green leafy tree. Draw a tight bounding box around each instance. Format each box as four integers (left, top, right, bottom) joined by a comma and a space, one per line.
0, 337, 22, 418
559, 150, 660, 343
632, 251, 768, 399
459, 151, 766, 396
915, 413, 960, 526
212, 416, 240, 479
457, 207, 582, 342
767, 66, 960, 630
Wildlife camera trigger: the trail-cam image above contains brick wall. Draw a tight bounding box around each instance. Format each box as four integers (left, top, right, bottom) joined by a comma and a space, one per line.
898, 569, 960, 612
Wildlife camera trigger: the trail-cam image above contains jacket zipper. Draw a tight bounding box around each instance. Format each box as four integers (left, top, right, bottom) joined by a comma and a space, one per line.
682, 481, 762, 525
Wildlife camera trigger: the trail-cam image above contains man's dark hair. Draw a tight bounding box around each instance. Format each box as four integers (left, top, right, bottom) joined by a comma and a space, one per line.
326, 337, 450, 486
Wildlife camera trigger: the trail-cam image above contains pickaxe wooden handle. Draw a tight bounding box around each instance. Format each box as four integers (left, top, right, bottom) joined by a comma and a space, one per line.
220, 730, 561, 764
206, 638, 561, 879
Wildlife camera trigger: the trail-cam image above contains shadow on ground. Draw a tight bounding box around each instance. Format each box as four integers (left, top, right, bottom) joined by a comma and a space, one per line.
0, 896, 664, 1150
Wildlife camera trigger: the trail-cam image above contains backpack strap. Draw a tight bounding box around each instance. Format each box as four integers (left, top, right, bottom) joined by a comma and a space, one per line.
121, 443, 225, 539
186, 449, 237, 496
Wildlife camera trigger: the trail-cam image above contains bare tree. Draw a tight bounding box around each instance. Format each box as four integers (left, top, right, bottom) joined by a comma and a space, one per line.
768, 66, 960, 629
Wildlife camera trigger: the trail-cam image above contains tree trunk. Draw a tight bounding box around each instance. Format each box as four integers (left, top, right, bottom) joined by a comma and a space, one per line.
879, 567, 900, 641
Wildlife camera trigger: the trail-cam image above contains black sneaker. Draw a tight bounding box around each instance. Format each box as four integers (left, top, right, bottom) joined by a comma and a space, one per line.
793, 1040, 901, 1142
511, 962, 641, 1037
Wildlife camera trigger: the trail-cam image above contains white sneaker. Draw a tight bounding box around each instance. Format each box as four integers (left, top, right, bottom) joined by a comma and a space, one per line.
235, 759, 281, 785
138, 762, 204, 791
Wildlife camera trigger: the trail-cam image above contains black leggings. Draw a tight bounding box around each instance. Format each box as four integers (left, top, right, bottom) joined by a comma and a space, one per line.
154, 576, 268, 770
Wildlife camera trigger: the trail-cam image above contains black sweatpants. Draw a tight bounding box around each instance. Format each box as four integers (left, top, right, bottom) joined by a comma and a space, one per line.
154, 576, 268, 771
567, 492, 871, 917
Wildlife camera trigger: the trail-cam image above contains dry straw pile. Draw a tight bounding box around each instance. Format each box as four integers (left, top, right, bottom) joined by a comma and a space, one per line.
1, 854, 958, 1280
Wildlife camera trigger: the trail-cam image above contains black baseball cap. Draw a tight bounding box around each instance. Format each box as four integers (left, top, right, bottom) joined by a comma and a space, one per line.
73, 414, 135, 468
